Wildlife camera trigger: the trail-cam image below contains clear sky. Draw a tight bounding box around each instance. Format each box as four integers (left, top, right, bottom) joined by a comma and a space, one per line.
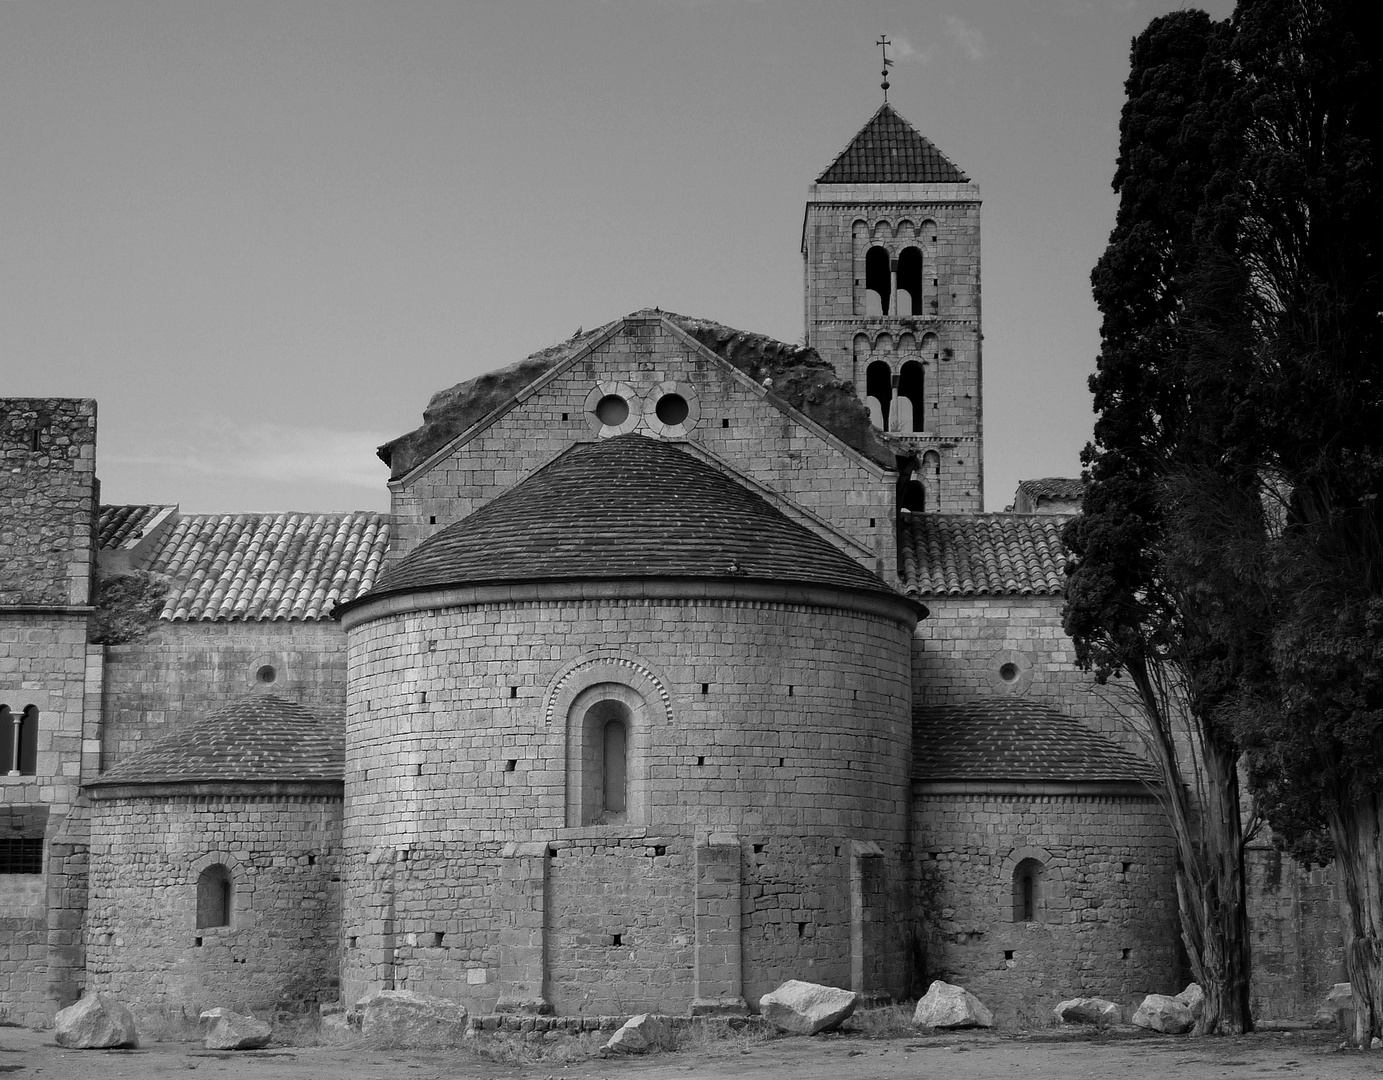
1, 0, 1233, 513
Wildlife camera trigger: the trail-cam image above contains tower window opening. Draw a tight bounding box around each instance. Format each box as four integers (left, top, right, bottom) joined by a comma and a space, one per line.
197, 864, 234, 929
864, 246, 891, 316
897, 360, 925, 434
901, 479, 926, 513
866, 361, 893, 431
896, 247, 923, 317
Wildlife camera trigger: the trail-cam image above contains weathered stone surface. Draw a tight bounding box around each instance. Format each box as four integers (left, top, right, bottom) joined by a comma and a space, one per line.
759, 980, 859, 1035
1175, 982, 1204, 1021
1053, 997, 1121, 1025
1315, 982, 1354, 1027
603, 1013, 672, 1054
357, 989, 468, 1045
53, 994, 139, 1049
912, 980, 993, 1029
1131, 993, 1193, 1034
199, 1007, 272, 1050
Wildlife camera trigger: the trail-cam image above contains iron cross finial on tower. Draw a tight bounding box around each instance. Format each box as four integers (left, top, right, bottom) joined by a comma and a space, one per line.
877, 34, 893, 102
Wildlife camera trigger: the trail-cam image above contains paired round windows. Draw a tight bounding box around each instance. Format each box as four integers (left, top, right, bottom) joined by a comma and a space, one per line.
584, 382, 699, 438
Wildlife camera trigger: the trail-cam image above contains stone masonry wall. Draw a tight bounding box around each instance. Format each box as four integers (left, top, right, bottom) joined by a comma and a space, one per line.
0, 614, 98, 1024
914, 791, 1181, 1025
85, 793, 342, 1019
341, 592, 914, 1011
0, 399, 97, 608
914, 595, 1139, 752
1246, 843, 1344, 1020
100, 620, 345, 769
388, 319, 898, 582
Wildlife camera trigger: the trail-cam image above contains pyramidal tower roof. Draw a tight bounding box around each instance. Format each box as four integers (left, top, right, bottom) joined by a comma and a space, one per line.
816, 103, 969, 184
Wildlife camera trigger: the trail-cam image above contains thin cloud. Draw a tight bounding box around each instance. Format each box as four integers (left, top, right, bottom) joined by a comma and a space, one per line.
104, 419, 394, 493
890, 35, 934, 65
943, 15, 989, 61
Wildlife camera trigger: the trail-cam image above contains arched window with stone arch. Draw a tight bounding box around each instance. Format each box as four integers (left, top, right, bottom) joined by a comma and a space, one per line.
197, 863, 234, 928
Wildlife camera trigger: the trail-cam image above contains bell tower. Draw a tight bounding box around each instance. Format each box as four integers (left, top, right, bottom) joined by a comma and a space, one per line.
802, 104, 983, 511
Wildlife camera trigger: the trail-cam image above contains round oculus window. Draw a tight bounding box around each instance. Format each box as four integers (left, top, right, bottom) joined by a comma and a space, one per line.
595, 394, 630, 427
256, 664, 277, 684
654, 393, 690, 426
999, 662, 1019, 683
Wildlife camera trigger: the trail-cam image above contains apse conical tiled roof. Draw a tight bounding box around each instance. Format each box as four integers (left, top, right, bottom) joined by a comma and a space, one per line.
88, 695, 343, 786
350, 434, 901, 605
817, 103, 969, 184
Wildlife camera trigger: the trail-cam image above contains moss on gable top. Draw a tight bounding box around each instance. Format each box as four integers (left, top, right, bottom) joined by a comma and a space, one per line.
377, 311, 899, 478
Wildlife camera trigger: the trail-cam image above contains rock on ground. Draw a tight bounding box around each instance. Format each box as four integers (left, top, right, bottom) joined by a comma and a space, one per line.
53, 994, 139, 1049
199, 1007, 272, 1050
1132, 994, 1194, 1034
1054, 997, 1121, 1025
357, 989, 468, 1045
1175, 983, 1205, 1021
603, 1013, 672, 1054
1315, 982, 1354, 1028
913, 981, 994, 1029
759, 980, 859, 1035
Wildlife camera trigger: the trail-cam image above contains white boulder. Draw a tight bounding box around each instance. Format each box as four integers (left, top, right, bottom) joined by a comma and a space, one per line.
357, 989, 468, 1045
1131, 993, 1194, 1034
1315, 982, 1354, 1028
1175, 982, 1205, 1021
1053, 997, 1121, 1025
912, 980, 994, 1029
759, 980, 859, 1035
199, 1007, 272, 1050
603, 1013, 672, 1054
53, 994, 139, 1049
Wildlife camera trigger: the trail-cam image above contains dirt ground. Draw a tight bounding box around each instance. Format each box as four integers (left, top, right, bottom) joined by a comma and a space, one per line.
2, 1025, 1378, 1080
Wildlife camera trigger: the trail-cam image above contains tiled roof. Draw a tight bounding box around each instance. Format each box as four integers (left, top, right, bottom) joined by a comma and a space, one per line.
355, 434, 899, 606
817, 104, 969, 185
901, 513, 1067, 596
1018, 478, 1084, 505
141, 511, 389, 621
913, 699, 1156, 783
88, 695, 343, 787
97, 504, 175, 549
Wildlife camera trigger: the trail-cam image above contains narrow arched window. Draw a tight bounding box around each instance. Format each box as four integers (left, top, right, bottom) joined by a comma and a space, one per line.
1013, 858, 1043, 923
898, 361, 925, 434
901, 479, 927, 513
1, 705, 37, 776
896, 247, 923, 317
864, 246, 891, 316
603, 719, 627, 818
197, 864, 233, 928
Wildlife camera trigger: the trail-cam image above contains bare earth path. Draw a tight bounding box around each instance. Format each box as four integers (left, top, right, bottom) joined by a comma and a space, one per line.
1, 1027, 1376, 1080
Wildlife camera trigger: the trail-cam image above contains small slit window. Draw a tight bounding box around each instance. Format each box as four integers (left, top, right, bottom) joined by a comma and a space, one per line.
197, 864, 234, 929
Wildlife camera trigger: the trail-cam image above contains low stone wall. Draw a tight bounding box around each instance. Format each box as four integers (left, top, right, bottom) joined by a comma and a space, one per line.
914, 788, 1182, 1025
84, 790, 342, 1020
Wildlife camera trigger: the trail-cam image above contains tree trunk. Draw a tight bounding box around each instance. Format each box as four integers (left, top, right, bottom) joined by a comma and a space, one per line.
1328, 794, 1383, 1047
1132, 662, 1254, 1034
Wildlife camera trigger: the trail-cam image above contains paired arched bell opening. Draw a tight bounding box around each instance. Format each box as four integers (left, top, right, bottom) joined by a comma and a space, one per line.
864, 359, 926, 434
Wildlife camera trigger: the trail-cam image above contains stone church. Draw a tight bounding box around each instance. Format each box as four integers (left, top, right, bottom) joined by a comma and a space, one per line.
0, 104, 1340, 1029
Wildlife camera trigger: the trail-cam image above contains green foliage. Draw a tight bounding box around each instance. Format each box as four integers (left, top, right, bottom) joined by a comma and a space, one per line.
89, 570, 169, 645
